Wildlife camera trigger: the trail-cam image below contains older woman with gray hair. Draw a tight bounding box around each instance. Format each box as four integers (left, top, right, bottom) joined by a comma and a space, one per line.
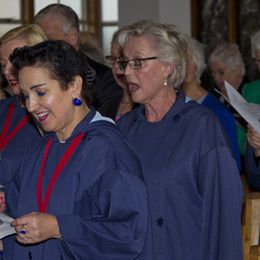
209, 43, 248, 158
183, 36, 240, 170
209, 42, 245, 95
117, 20, 242, 260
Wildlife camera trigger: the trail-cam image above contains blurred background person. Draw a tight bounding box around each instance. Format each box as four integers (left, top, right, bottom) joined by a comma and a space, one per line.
208, 42, 246, 96
182, 36, 240, 171
0, 24, 46, 192
209, 42, 247, 167
34, 3, 123, 120
4, 40, 148, 259
105, 26, 136, 122
118, 20, 242, 260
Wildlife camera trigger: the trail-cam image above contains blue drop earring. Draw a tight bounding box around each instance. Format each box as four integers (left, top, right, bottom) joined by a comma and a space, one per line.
73, 98, 82, 106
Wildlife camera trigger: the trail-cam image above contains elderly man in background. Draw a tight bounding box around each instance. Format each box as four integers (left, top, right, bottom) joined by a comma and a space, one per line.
34, 3, 122, 120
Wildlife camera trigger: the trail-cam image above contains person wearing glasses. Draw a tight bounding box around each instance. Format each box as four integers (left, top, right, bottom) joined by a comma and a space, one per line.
105, 26, 136, 122
117, 20, 242, 259
3, 40, 148, 259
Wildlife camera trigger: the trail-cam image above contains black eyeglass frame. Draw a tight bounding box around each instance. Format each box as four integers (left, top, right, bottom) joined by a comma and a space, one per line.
119, 56, 158, 71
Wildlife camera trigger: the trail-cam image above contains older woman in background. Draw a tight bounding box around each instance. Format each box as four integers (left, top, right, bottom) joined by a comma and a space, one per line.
208, 43, 245, 96
118, 20, 242, 260
105, 26, 135, 122
182, 36, 240, 170
3, 40, 147, 259
209, 43, 247, 161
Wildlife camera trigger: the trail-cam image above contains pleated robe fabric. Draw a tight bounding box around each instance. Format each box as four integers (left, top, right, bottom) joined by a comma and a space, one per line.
118, 91, 243, 260
3, 109, 148, 260
0, 95, 42, 190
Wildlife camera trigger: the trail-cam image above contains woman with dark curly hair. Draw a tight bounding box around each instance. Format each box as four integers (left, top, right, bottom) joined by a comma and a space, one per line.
3, 40, 147, 259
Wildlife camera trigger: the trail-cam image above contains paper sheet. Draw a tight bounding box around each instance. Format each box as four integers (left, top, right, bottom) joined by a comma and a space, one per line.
0, 213, 16, 239
224, 81, 260, 133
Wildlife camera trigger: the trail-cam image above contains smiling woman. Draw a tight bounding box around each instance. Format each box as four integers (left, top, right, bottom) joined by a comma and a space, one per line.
2, 39, 148, 260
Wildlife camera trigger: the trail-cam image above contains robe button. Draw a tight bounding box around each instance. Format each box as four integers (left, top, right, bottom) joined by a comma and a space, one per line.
173, 115, 181, 122
157, 217, 164, 226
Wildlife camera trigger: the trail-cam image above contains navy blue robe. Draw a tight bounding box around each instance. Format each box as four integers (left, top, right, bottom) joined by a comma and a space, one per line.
118, 91, 243, 260
3, 109, 147, 259
0, 95, 42, 189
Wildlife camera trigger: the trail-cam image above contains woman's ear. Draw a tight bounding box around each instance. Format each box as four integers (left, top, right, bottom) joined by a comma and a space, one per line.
164, 63, 174, 78
68, 28, 80, 50
70, 75, 83, 97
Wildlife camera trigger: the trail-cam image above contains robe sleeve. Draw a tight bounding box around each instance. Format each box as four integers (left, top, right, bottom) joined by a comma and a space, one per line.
56, 167, 148, 259
198, 146, 243, 260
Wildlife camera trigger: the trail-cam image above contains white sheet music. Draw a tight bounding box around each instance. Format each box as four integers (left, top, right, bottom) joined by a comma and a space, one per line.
225, 81, 260, 133
0, 213, 16, 239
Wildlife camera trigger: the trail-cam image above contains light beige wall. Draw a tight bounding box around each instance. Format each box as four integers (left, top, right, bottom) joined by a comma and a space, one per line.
118, 0, 191, 35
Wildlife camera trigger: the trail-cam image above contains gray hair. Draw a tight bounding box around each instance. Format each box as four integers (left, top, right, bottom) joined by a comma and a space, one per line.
251, 30, 260, 58
111, 26, 131, 48
34, 4, 79, 35
121, 20, 188, 88
186, 36, 206, 83
208, 43, 245, 76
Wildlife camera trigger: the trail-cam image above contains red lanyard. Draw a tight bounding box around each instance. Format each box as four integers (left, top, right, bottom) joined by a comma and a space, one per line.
0, 103, 30, 151
37, 132, 85, 212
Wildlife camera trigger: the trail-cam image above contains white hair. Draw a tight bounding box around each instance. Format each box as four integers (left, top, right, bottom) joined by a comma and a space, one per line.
209, 43, 245, 76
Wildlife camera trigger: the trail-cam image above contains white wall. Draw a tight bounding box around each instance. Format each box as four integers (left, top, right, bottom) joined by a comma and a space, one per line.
119, 0, 191, 35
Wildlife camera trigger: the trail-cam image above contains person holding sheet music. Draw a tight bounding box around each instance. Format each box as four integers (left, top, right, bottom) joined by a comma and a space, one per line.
2, 40, 147, 259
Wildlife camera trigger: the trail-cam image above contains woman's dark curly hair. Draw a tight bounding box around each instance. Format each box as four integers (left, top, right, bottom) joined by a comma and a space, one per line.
10, 40, 96, 106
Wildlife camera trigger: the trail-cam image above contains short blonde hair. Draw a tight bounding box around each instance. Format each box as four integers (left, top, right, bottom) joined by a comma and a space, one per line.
121, 20, 188, 88
0, 24, 47, 46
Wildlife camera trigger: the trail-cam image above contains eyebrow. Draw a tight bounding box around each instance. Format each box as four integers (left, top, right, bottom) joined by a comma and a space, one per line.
30, 83, 46, 90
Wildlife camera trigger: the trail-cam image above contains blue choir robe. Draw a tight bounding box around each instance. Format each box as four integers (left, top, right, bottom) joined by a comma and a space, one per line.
245, 144, 260, 190
3, 109, 148, 259
118, 91, 243, 260
0, 95, 42, 190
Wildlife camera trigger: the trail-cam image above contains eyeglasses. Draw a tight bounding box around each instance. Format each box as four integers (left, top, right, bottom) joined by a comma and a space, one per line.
119, 56, 158, 70
105, 55, 120, 65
